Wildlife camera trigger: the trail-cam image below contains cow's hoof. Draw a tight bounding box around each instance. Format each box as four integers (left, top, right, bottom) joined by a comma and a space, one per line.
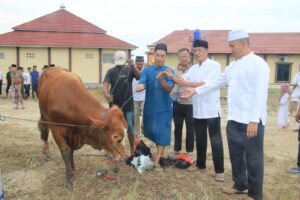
64, 181, 74, 189
43, 154, 51, 161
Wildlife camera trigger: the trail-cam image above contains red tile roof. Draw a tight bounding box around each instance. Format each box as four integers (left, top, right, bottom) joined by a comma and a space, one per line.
0, 9, 136, 49
149, 29, 300, 54
13, 9, 106, 34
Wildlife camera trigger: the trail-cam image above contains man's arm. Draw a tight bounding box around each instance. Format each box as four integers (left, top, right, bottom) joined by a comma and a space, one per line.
157, 72, 173, 93
247, 63, 270, 138
164, 69, 204, 88
102, 82, 113, 102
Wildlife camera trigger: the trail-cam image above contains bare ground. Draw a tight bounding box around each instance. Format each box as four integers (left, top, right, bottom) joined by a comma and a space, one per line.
0, 89, 299, 200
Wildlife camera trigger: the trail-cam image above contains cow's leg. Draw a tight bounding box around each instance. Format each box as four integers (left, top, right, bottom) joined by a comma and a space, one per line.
50, 127, 74, 187
38, 116, 50, 160
61, 146, 74, 186
70, 150, 75, 171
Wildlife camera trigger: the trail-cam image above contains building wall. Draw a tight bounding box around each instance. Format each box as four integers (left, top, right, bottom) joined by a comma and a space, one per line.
19, 47, 48, 70
72, 48, 99, 83
266, 54, 300, 84
51, 48, 69, 69
210, 54, 227, 72
0, 47, 16, 83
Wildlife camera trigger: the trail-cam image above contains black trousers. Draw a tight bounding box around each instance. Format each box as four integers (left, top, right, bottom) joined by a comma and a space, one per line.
5, 81, 10, 95
227, 120, 264, 200
194, 117, 224, 173
297, 130, 300, 167
0, 80, 2, 95
24, 84, 31, 99
173, 102, 194, 152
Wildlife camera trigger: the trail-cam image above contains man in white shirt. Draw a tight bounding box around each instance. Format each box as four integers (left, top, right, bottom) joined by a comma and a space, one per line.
181, 30, 269, 200
23, 67, 31, 100
166, 40, 224, 181
132, 56, 145, 136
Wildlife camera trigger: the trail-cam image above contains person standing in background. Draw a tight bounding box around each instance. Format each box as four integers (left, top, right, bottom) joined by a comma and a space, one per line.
132, 56, 146, 136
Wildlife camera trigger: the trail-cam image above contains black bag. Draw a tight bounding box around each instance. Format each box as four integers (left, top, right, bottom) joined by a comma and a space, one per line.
134, 140, 152, 157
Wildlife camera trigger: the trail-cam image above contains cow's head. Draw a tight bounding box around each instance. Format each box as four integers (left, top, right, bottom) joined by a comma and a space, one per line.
89, 106, 127, 160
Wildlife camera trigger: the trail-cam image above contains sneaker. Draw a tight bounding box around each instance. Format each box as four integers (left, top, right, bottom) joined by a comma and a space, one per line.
187, 152, 194, 158
215, 173, 225, 182
222, 187, 247, 195
187, 165, 201, 172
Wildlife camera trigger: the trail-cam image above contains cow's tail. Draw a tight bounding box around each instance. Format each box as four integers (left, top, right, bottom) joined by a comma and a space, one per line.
39, 114, 50, 158
38, 115, 49, 142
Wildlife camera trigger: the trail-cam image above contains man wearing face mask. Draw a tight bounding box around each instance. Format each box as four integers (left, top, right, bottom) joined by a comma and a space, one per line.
103, 51, 140, 155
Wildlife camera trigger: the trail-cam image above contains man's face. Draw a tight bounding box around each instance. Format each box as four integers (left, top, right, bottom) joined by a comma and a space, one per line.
178, 50, 191, 67
229, 40, 244, 59
11, 67, 16, 73
33, 67, 37, 71
28, 69, 32, 73
135, 61, 144, 70
193, 47, 208, 63
154, 50, 166, 67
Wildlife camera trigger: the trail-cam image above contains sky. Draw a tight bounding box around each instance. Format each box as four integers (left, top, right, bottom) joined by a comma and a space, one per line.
1, 0, 300, 58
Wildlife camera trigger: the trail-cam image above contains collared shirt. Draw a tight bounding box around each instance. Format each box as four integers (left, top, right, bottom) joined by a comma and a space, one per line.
31, 71, 39, 84
291, 72, 300, 101
132, 68, 145, 102
22, 72, 31, 85
183, 58, 221, 119
171, 64, 193, 105
195, 52, 270, 125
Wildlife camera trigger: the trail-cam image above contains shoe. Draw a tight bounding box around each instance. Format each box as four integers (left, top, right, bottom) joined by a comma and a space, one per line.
187, 152, 194, 158
215, 173, 225, 182
187, 165, 201, 172
222, 187, 247, 195
154, 165, 164, 172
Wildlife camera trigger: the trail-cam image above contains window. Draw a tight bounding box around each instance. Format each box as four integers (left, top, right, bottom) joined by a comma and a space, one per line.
275, 63, 292, 82
26, 52, 35, 58
0, 52, 4, 59
103, 54, 114, 64
86, 53, 94, 59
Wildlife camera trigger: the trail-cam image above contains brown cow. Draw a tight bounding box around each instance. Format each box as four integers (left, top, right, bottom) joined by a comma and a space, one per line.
38, 67, 127, 186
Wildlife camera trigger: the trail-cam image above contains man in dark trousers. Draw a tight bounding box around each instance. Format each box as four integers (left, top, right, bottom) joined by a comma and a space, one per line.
6, 66, 12, 98
103, 51, 140, 154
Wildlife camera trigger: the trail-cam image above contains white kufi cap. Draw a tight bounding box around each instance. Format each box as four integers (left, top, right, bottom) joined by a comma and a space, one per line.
228, 30, 249, 42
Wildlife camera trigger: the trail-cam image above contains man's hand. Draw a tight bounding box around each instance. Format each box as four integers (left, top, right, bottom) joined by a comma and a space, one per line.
105, 94, 113, 103
247, 122, 258, 138
164, 69, 173, 78
180, 89, 196, 99
136, 84, 145, 92
127, 59, 134, 66
156, 71, 165, 81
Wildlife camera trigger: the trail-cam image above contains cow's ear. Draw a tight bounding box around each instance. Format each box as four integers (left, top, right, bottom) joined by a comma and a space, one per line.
109, 106, 127, 128
88, 116, 106, 128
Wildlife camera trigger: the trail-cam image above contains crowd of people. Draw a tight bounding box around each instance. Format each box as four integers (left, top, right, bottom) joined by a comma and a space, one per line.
0, 30, 299, 200
103, 30, 299, 200
0, 64, 54, 109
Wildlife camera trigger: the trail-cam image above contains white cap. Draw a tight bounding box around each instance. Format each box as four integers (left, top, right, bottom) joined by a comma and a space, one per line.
228, 30, 249, 42
114, 51, 127, 65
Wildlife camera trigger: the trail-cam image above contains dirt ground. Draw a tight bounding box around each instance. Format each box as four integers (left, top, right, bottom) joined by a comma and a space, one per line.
0, 88, 299, 200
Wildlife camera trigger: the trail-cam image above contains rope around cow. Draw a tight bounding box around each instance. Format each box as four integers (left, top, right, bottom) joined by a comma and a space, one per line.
0, 113, 124, 178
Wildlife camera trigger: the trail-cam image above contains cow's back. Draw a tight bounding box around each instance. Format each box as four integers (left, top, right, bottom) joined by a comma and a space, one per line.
38, 67, 101, 124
